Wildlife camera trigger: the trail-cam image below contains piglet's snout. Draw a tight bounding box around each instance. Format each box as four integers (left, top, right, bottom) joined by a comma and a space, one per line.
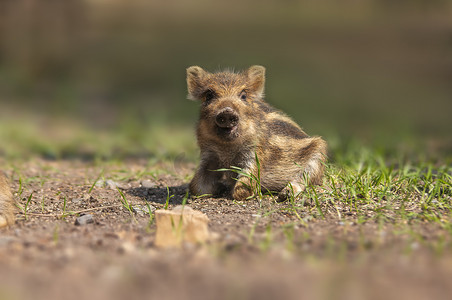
215, 107, 239, 128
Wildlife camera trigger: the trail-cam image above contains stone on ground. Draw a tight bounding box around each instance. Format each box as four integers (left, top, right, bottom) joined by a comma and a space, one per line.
155, 206, 209, 248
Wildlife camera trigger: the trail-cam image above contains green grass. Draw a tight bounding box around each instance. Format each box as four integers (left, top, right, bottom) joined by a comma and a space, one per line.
0, 115, 198, 162
326, 161, 450, 222
217, 145, 451, 227
16, 192, 33, 220
216, 147, 452, 253
117, 187, 136, 222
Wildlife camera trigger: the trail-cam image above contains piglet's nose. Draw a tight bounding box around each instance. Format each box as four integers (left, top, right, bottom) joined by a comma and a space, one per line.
215, 107, 239, 128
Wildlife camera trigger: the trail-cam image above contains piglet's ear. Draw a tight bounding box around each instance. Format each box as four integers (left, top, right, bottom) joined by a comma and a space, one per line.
247, 65, 265, 98
187, 66, 208, 100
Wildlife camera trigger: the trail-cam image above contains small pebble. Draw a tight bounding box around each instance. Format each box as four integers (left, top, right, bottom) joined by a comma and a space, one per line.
132, 205, 145, 216
106, 180, 118, 189
106, 180, 129, 190
141, 180, 156, 189
132, 204, 156, 216
95, 180, 105, 188
72, 198, 83, 204
75, 214, 95, 226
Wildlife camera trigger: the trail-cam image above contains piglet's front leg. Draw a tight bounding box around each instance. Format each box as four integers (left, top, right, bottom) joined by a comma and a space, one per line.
189, 153, 223, 197
232, 180, 253, 201
231, 164, 257, 201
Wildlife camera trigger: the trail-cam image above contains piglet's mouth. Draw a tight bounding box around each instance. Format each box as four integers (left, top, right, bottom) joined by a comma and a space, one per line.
215, 124, 238, 138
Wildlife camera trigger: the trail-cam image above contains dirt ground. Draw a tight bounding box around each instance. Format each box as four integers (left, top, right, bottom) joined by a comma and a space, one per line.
0, 159, 451, 300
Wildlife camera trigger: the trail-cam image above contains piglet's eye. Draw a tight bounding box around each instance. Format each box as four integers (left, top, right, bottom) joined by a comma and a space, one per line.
204, 90, 215, 102
239, 90, 247, 101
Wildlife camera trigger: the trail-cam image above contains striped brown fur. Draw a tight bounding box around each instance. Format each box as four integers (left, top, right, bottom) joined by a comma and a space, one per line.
187, 65, 327, 201
0, 172, 15, 227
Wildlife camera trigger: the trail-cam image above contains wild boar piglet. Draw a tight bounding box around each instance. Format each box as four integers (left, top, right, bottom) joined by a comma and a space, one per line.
187, 65, 327, 201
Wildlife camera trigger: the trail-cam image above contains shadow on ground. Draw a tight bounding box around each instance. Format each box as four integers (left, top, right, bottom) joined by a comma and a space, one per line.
127, 184, 190, 206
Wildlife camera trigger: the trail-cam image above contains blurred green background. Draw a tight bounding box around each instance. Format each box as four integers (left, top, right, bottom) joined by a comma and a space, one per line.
0, 0, 451, 162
